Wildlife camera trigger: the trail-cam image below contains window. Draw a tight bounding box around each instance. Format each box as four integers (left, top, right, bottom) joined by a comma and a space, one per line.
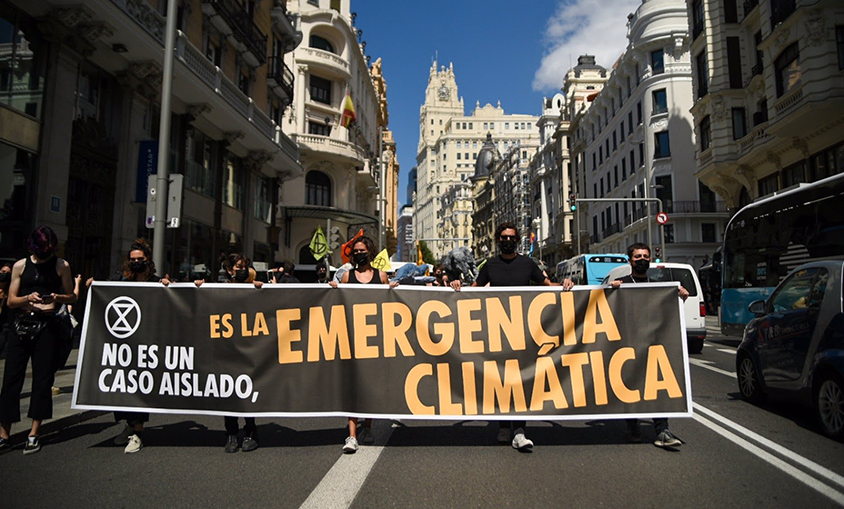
664, 224, 675, 244
620, 122, 625, 141
732, 108, 747, 139
775, 43, 801, 97
638, 143, 644, 165
308, 121, 330, 136
768, 267, 825, 313
782, 161, 806, 187
614, 166, 619, 188
254, 176, 272, 222
636, 102, 642, 124
621, 158, 627, 181
306, 170, 331, 206
205, 39, 221, 67
651, 49, 665, 75
700, 115, 711, 151
223, 155, 244, 210
727, 37, 743, 89
628, 111, 633, 133
692, 0, 704, 40
652, 89, 667, 114
758, 173, 778, 196
612, 132, 617, 151
724, 0, 738, 23
238, 68, 251, 95
696, 51, 709, 98
654, 131, 671, 159
309, 75, 331, 104
838, 26, 844, 70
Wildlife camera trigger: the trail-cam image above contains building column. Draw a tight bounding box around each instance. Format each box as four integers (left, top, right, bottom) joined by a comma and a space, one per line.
35, 45, 81, 242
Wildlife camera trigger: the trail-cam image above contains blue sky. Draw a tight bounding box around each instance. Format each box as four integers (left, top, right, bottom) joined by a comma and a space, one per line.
353, 0, 642, 207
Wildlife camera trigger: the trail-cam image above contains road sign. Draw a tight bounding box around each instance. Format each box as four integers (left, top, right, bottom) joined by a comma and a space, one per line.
656, 212, 669, 225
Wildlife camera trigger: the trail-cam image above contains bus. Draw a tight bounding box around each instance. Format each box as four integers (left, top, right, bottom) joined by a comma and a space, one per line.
555, 254, 628, 286
720, 172, 844, 337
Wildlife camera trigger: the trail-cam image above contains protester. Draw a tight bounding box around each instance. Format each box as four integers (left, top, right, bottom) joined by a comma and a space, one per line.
451, 221, 573, 451
329, 235, 399, 453
86, 238, 170, 454
0, 226, 76, 454
0, 262, 12, 357
196, 253, 263, 452
610, 242, 689, 448
269, 260, 300, 284
431, 264, 449, 287
314, 260, 330, 284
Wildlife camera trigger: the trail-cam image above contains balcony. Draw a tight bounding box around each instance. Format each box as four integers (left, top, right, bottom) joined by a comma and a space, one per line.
291, 133, 366, 163
202, 0, 268, 66
738, 122, 771, 153
267, 56, 294, 105
271, 1, 302, 48
297, 47, 350, 79
774, 83, 804, 117
751, 61, 762, 77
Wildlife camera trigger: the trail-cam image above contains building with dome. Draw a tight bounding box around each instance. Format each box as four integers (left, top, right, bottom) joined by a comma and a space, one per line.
414, 61, 539, 259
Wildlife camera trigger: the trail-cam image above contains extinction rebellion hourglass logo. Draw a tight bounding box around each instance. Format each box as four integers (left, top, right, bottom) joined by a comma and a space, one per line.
105, 296, 142, 339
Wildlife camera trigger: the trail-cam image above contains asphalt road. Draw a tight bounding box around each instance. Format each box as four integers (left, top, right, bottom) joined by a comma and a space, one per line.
2, 329, 844, 508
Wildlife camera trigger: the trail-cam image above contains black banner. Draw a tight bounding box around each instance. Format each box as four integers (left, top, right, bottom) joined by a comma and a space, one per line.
72, 283, 692, 420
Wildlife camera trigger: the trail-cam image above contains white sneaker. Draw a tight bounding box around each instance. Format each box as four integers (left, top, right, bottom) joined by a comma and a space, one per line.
359, 426, 374, 444
342, 436, 358, 454
496, 427, 511, 444
512, 433, 534, 451
124, 434, 143, 454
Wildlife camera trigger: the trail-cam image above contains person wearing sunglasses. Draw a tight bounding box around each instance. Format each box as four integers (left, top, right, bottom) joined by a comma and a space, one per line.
451, 221, 573, 452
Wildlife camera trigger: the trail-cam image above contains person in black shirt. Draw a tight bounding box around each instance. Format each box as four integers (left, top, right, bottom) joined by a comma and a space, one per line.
610, 242, 688, 448
451, 221, 573, 451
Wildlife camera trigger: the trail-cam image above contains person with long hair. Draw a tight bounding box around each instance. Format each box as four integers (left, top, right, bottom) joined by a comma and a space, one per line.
329, 235, 398, 453
195, 253, 263, 453
86, 238, 170, 453
0, 226, 76, 454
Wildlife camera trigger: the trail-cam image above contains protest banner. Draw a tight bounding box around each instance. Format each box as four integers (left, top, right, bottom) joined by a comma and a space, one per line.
73, 283, 692, 420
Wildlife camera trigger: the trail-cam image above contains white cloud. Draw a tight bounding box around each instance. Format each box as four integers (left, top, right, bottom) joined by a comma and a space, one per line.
533, 0, 642, 92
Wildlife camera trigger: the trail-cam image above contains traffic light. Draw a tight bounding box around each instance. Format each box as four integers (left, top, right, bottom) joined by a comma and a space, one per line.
569, 193, 576, 212
655, 246, 661, 262
328, 226, 342, 250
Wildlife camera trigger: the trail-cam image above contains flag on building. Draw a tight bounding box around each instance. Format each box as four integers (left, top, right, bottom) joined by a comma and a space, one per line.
309, 226, 328, 261
529, 232, 536, 256
371, 249, 391, 271
341, 229, 364, 264
341, 92, 356, 128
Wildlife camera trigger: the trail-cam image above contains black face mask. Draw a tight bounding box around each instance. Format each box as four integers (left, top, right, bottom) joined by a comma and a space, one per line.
0, 272, 10, 283
233, 269, 249, 282
129, 261, 147, 273
499, 240, 517, 254
316, 269, 327, 279
34, 250, 53, 260
353, 253, 369, 266
633, 259, 650, 274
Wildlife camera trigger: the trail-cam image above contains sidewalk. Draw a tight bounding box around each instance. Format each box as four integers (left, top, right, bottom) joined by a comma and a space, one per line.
0, 348, 105, 440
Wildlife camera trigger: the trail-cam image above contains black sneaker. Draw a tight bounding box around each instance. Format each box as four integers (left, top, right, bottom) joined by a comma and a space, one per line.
0, 437, 10, 450
224, 435, 239, 453
242, 435, 258, 453
654, 429, 683, 448
23, 437, 41, 455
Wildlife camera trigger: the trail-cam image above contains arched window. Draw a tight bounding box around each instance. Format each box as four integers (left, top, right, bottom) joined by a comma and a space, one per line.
775, 42, 800, 97
306, 170, 331, 206
310, 35, 335, 54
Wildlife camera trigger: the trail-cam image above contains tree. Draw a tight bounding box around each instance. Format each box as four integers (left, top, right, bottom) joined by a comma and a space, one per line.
419, 240, 436, 265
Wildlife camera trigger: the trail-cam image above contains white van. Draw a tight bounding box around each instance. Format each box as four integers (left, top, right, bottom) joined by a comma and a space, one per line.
602, 262, 707, 354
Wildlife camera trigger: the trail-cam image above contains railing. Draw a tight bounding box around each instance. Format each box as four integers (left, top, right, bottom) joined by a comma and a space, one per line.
751, 61, 762, 77
299, 47, 350, 74
202, 0, 267, 65
738, 122, 771, 153
774, 84, 804, 117
268, 56, 294, 101
292, 133, 366, 161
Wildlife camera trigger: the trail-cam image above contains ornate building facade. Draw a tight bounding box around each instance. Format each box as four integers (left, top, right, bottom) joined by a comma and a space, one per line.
686, 0, 844, 208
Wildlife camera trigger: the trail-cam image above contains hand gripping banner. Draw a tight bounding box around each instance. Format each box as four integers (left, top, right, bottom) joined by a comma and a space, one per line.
73, 282, 692, 420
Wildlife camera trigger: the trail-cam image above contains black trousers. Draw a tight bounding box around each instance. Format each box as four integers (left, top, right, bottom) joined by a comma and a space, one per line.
626, 418, 669, 434
224, 416, 256, 436
0, 319, 60, 423
115, 411, 149, 427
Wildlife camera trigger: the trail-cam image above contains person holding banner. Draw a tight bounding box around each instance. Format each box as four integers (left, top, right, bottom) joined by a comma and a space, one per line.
610, 243, 688, 448
314, 260, 330, 284
86, 238, 170, 454
196, 254, 263, 452
0, 226, 76, 455
329, 235, 398, 453
451, 221, 574, 451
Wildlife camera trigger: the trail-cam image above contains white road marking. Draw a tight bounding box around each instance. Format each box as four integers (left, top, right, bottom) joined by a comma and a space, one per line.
689, 358, 736, 378
300, 420, 395, 509
694, 403, 844, 504
717, 348, 737, 355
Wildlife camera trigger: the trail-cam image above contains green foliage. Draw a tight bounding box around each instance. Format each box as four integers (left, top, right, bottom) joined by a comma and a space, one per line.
419, 240, 436, 265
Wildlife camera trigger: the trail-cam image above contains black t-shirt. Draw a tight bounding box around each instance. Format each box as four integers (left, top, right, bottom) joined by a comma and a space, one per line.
615, 274, 648, 284
475, 255, 546, 287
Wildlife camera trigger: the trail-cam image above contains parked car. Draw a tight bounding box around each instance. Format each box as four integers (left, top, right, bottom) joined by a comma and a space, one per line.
602, 262, 707, 354
736, 260, 844, 441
